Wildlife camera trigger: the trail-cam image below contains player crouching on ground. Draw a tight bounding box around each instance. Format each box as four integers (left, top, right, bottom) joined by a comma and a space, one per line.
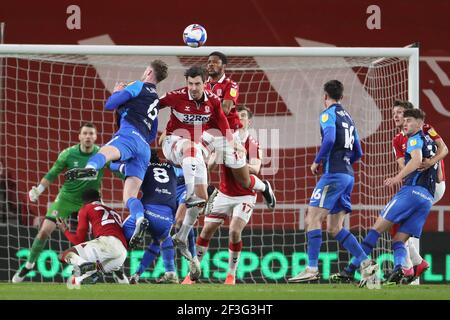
57, 189, 129, 288
194, 106, 263, 285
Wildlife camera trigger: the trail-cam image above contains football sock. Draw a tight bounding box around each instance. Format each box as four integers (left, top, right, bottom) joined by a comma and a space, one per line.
228, 241, 242, 276
335, 228, 368, 265
86, 153, 106, 170
392, 241, 407, 269
188, 228, 197, 257
355, 229, 380, 267
196, 236, 210, 262
126, 197, 144, 220
404, 241, 414, 269
307, 229, 322, 269
249, 174, 266, 192
161, 237, 175, 273
27, 238, 46, 265
177, 206, 201, 242
137, 242, 160, 275
408, 238, 423, 266
344, 262, 358, 274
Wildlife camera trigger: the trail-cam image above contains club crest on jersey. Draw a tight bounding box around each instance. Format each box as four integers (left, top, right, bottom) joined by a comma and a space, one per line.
428, 128, 437, 137
230, 88, 237, 97
184, 106, 191, 111
321, 114, 329, 123
410, 139, 417, 146
73, 161, 79, 167
216, 89, 222, 96
205, 105, 210, 113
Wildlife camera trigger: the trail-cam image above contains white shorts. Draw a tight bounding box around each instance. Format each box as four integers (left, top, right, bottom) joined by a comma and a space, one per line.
74, 236, 127, 273
205, 191, 257, 224
162, 134, 208, 185
202, 131, 246, 169
162, 134, 204, 164
434, 181, 446, 204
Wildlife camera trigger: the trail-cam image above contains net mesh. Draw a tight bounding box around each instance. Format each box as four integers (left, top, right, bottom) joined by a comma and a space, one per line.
0, 52, 410, 283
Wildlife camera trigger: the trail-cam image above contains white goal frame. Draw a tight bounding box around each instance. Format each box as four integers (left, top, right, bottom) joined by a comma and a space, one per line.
0, 44, 420, 283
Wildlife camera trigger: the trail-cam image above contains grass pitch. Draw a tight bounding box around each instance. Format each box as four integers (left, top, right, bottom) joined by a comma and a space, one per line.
0, 283, 449, 300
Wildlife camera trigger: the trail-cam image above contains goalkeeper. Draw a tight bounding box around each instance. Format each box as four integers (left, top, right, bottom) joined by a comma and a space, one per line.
12, 123, 123, 283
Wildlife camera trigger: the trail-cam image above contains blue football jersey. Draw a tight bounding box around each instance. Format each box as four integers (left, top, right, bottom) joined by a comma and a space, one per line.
116, 81, 159, 142
141, 162, 178, 213
404, 130, 438, 196
319, 104, 360, 175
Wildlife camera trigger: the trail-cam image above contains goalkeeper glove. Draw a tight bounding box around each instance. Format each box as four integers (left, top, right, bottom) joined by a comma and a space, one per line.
29, 184, 45, 202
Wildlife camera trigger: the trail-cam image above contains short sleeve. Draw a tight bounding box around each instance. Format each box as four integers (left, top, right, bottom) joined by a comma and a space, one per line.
406, 136, 423, 154
319, 109, 336, 130
124, 80, 144, 98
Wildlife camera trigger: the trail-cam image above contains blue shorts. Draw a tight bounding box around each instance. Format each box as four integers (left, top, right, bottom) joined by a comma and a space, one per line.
106, 125, 150, 181
176, 184, 187, 206
123, 204, 174, 242
309, 173, 354, 214
381, 186, 433, 238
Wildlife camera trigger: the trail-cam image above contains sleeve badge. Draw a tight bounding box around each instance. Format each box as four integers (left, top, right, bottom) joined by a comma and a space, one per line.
230, 88, 237, 97
321, 113, 329, 123
409, 139, 417, 147
428, 128, 438, 137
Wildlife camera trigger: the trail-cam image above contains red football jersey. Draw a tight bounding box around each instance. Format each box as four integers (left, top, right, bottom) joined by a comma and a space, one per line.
64, 202, 128, 249
392, 123, 445, 180
206, 74, 242, 131
219, 132, 262, 197
159, 87, 231, 143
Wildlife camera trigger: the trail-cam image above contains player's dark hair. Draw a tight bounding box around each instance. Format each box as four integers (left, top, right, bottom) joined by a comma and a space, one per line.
81, 189, 101, 203
151, 60, 169, 83
209, 51, 228, 65
393, 99, 414, 110
150, 149, 160, 163
237, 105, 253, 119
324, 80, 344, 100
79, 122, 96, 133
184, 65, 208, 82
403, 108, 425, 121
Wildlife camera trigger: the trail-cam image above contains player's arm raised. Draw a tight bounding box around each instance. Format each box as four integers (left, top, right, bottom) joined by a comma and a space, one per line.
105, 81, 142, 110
29, 148, 69, 202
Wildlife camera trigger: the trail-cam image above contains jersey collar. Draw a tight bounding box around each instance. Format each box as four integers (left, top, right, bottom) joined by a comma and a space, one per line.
325, 103, 341, 111
78, 144, 97, 156
208, 73, 226, 84
188, 90, 209, 102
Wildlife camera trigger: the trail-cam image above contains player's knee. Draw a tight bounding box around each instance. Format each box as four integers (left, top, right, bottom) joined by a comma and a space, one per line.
327, 225, 341, 237
200, 225, 216, 240
229, 229, 241, 243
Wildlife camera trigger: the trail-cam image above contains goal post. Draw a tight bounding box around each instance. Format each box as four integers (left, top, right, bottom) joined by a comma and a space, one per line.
0, 44, 419, 283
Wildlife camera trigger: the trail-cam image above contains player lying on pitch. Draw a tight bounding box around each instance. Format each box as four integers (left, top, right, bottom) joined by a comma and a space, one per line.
57, 189, 128, 288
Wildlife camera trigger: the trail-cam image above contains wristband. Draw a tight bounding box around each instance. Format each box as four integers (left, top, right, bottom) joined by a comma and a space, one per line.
37, 184, 46, 194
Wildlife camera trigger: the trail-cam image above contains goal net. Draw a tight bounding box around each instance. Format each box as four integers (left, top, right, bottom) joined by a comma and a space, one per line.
0, 45, 418, 283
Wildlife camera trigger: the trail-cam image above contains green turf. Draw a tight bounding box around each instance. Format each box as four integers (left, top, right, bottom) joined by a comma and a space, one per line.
0, 283, 449, 300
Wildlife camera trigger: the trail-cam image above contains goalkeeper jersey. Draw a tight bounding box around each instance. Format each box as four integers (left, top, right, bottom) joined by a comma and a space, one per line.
44, 144, 105, 203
